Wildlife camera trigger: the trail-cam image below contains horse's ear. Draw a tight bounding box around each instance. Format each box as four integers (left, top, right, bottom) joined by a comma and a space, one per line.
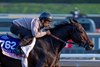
69, 18, 75, 24
72, 19, 78, 23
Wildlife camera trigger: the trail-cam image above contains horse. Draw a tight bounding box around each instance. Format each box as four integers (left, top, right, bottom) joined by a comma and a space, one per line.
0, 19, 94, 67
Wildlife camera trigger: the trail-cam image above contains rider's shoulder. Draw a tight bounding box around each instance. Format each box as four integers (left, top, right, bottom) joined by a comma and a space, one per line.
31, 18, 40, 23
14, 17, 33, 21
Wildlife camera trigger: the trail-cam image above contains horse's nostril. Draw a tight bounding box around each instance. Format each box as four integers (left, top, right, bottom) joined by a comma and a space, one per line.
90, 46, 94, 50
85, 46, 93, 51
90, 45, 94, 48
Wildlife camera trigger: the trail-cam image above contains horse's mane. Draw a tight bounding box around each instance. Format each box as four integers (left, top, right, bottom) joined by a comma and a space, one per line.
52, 18, 81, 29
51, 21, 71, 30
49, 19, 84, 36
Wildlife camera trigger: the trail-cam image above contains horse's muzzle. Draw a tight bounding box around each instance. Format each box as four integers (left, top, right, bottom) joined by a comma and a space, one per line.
85, 45, 94, 51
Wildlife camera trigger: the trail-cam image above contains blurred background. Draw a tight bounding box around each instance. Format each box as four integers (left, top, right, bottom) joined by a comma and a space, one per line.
0, 0, 100, 67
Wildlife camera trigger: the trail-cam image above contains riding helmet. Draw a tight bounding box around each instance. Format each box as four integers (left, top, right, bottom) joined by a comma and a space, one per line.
39, 12, 52, 22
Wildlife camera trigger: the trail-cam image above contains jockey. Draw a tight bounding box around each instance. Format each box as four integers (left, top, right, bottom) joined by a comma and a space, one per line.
10, 12, 52, 55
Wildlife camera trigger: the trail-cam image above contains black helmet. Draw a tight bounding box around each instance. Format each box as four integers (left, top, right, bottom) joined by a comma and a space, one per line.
39, 12, 52, 22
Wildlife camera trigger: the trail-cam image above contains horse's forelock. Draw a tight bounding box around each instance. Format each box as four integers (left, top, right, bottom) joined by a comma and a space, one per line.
69, 19, 85, 33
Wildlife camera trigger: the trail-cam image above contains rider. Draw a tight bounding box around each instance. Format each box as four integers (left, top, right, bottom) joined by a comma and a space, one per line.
10, 12, 52, 55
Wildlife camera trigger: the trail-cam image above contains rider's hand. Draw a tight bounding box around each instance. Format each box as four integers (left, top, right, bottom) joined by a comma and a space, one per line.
46, 30, 51, 35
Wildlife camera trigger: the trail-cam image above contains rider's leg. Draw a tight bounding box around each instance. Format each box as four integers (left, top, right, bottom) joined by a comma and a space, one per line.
10, 23, 19, 36
10, 23, 23, 55
10, 24, 27, 56
18, 27, 33, 46
10, 24, 33, 56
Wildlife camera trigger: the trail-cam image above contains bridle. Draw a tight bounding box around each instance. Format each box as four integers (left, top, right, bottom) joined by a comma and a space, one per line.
48, 21, 92, 50
70, 24, 90, 49
50, 34, 91, 50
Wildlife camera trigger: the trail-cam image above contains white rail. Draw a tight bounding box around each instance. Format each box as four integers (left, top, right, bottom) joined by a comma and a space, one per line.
60, 54, 100, 67
60, 54, 100, 58
60, 60, 100, 67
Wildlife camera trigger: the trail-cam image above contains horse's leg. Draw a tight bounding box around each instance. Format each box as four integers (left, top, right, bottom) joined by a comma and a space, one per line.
54, 57, 61, 67
21, 57, 28, 67
0, 45, 2, 67
54, 55, 61, 67
55, 62, 60, 67
47, 55, 60, 67
50, 61, 60, 67
35, 60, 46, 67
0, 62, 1, 67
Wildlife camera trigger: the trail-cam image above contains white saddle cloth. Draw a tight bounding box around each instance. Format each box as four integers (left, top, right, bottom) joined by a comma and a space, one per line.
21, 37, 36, 58
21, 37, 36, 67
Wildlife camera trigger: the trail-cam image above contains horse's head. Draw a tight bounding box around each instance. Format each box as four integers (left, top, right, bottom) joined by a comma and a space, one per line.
51, 19, 94, 51
68, 19, 94, 50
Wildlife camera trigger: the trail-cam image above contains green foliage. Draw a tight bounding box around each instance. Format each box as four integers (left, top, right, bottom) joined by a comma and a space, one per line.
0, 3, 100, 14
0, 0, 100, 3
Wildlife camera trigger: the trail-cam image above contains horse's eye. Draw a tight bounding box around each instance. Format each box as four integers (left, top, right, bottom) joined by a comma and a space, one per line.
76, 28, 83, 33
78, 28, 83, 33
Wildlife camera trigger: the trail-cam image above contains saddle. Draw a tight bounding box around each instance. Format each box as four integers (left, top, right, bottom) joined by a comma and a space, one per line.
20, 37, 33, 46
8, 33, 33, 46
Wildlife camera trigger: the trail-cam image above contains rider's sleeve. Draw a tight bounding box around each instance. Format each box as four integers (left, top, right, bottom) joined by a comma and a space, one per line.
31, 18, 47, 38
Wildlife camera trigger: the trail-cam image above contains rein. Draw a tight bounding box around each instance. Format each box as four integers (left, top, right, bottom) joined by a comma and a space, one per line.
50, 34, 75, 44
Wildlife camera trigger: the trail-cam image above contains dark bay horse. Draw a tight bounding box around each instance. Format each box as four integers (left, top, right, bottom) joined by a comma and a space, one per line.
0, 19, 94, 67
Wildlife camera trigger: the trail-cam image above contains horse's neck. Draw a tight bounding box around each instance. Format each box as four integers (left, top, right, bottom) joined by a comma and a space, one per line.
49, 29, 70, 52
48, 35, 65, 53
37, 36, 63, 54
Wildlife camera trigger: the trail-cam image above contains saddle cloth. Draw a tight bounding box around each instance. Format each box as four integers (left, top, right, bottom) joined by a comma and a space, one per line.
0, 33, 36, 59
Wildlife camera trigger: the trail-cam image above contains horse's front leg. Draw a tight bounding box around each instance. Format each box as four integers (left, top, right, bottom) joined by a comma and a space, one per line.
55, 62, 60, 67
36, 60, 46, 67
0, 62, 2, 67
0, 47, 2, 67
21, 57, 28, 67
50, 60, 60, 67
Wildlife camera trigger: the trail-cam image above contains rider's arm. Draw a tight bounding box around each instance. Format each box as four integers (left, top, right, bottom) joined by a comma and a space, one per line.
31, 18, 47, 38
